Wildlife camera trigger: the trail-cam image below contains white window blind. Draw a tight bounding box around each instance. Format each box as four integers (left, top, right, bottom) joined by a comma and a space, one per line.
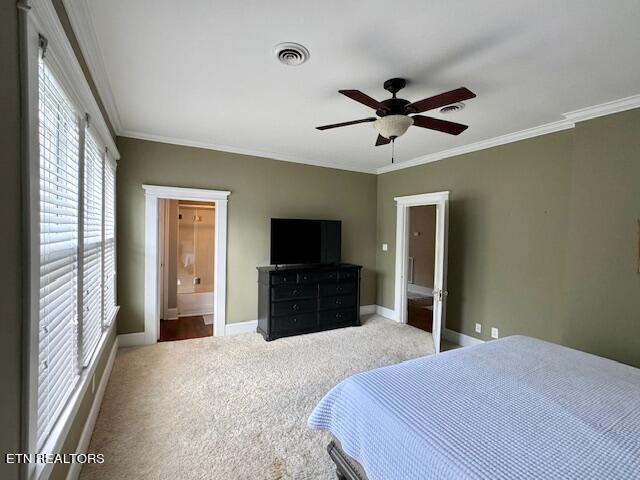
103, 158, 117, 326
81, 132, 103, 365
37, 55, 81, 450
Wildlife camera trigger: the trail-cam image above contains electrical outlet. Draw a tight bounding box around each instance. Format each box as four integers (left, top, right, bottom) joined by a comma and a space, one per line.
475, 323, 482, 334
382, 243, 388, 252
491, 327, 499, 339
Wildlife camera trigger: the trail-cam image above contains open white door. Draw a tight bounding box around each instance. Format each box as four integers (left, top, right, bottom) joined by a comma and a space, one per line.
394, 192, 449, 353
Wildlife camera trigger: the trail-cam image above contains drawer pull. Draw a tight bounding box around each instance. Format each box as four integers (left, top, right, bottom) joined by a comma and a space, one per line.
336, 312, 343, 319
292, 317, 297, 323
292, 304, 300, 311
337, 286, 343, 293
335, 299, 342, 305
292, 289, 299, 296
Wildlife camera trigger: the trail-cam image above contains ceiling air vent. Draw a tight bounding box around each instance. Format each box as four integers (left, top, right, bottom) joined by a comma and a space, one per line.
274, 42, 310, 66
439, 102, 465, 114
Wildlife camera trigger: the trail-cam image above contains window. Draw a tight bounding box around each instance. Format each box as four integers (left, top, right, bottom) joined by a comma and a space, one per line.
37, 54, 81, 450
103, 158, 117, 327
34, 52, 118, 452
82, 132, 103, 365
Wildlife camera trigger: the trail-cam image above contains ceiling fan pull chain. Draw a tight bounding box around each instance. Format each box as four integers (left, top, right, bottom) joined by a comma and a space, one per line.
391, 138, 395, 164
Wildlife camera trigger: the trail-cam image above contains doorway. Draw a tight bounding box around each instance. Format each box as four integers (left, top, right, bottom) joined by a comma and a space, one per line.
159, 199, 215, 341
394, 191, 449, 353
406, 205, 437, 334
143, 185, 230, 344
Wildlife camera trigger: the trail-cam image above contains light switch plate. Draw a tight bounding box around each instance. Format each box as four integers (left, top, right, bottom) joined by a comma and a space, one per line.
491, 327, 499, 339
475, 323, 482, 333
382, 243, 388, 251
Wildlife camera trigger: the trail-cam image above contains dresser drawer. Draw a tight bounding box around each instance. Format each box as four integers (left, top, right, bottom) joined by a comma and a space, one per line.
315, 270, 339, 282
319, 294, 356, 311
272, 298, 316, 316
297, 270, 339, 283
271, 313, 317, 333
319, 308, 357, 326
271, 284, 315, 301
338, 269, 358, 281
271, 273, 299, 285
319, 281, 356, 297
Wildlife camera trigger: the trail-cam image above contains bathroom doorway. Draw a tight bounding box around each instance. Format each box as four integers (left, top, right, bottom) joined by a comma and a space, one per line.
158, 199, 215, 341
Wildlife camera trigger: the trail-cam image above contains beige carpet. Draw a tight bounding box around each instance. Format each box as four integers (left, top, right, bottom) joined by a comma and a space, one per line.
81, 315, 435, 479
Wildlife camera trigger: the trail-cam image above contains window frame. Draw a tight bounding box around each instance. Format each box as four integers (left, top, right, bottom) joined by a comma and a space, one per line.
21, 2, 121, 478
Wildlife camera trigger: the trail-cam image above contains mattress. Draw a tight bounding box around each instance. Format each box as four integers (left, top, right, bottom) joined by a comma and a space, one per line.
308, 336, 640, 480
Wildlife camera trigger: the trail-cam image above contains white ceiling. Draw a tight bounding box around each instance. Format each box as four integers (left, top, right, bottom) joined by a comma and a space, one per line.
73, 0, 640, 173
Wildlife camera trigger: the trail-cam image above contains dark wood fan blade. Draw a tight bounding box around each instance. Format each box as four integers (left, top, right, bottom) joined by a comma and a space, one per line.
339, 90, 385, 110
316, 117, 377, 130
375, 134, 391, 146
412, 115, 468, 135
407, 87, 476, 114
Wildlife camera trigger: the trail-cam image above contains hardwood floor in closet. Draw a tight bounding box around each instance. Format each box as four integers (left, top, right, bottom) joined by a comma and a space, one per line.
159, 316, 213, 341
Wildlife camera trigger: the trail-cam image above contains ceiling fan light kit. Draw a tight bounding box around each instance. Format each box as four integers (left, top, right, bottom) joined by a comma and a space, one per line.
374, 115, 414, 139
316, 78, 476, 163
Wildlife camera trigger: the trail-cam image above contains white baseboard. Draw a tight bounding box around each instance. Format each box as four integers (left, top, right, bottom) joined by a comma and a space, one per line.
225, 320, 258, 336
407, 284, 433, 296
375, 305, 398, 321
443, 328, 484, 347
66, 337, 118, 480
178, 310, 214, 318
163, 307, 179, 320
117, 331, 148, 347
359, 304, 376, 315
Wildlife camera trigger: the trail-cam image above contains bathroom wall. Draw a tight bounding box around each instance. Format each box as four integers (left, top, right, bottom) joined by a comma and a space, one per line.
166, 200, 179, 311
177, 201, 215, 294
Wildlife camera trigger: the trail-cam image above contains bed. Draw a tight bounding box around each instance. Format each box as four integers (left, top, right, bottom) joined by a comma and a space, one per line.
308, 336, 640, 480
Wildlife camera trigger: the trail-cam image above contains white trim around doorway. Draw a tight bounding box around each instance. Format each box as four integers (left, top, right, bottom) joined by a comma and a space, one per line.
143, 185, 230, 343
394, 191, 450, 353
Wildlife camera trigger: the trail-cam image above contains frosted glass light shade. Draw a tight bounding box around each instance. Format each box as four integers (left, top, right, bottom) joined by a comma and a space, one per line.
374, 115, 414, 139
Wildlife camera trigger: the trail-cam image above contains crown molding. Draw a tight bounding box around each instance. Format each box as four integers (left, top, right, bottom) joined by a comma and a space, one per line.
563, 94, 640, 123
376, 119, 575, 174
120, 130, 378, 174
62, 0, 123, 134
378, 93, 640, 174
62, 0, 640, 175
25, 0, 119, 159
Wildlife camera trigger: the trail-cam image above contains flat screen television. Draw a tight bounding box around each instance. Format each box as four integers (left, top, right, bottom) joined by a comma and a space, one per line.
270, 218, 341, 265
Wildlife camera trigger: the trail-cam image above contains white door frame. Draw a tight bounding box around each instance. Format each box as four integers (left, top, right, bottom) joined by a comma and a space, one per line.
143, 185, 230, 343
394, 191, 449, 353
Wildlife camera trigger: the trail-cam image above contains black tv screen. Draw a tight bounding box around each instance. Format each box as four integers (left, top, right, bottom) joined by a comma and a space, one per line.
270, 219, 341, 265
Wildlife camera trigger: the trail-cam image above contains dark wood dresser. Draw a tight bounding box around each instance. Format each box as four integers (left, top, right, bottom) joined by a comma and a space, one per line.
257, 263, 362, 341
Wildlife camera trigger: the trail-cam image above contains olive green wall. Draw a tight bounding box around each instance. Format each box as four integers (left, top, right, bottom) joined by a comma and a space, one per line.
116, 137, 378, 333
563, 109, 640, 366
1, 1, 23, 478
377, 131, 573, 343
377, 109, 640, 367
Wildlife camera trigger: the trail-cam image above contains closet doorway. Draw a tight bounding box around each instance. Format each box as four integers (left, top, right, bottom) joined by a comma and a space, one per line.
159, 200, 215, 341
394, 191, 449, 353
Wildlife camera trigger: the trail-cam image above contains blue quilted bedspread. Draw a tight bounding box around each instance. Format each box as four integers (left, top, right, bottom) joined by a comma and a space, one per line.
308, 336, 640, 479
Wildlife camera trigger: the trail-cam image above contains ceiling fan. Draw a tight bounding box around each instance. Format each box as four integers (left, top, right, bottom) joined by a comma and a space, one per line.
316, 78, 476, 153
